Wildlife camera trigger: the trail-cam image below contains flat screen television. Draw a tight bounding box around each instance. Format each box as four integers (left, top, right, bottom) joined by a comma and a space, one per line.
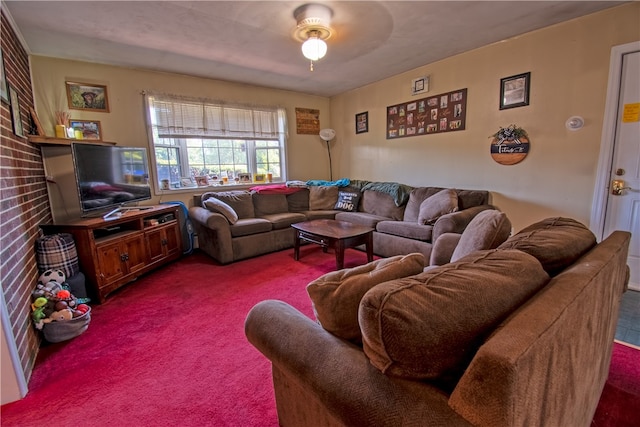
71, 143, 152, 218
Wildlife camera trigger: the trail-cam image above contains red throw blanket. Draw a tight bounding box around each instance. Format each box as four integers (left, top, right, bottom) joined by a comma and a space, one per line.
250, 184, 301, 195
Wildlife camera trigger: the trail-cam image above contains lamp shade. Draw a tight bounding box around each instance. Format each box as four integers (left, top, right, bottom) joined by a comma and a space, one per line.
302, 36, 327, 61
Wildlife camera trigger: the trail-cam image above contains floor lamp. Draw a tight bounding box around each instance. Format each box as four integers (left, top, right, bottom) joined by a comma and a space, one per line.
319, 128, 336, 180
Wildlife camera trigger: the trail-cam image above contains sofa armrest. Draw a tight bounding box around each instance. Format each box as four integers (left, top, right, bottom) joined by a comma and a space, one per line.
432, 205, 494, 243
429, 233, 462, 266
245, 300, 472, 427
188, 206, 234, 263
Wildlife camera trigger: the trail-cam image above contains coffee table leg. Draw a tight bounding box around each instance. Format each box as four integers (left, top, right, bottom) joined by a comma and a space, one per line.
335, 240, 345, 270
366, 232, 373, 263
294, 230, 301, 261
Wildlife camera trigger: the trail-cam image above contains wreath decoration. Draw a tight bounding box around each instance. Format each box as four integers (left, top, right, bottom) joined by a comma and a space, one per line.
490, 124, 528, 145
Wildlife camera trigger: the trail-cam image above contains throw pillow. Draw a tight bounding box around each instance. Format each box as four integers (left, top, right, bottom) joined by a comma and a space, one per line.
334, 191, 361, 212
203, 197, 239, 224
359, 249, 549, 384
450, 210, 512, 262
418, 188, 458, 225
201, 190, 255, 219
307, 253, 425, 342
309, 186, 339, 210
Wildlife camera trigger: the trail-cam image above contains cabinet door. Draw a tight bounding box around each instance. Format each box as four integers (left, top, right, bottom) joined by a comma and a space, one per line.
164, 223, 181, 257
96, 241, 126, 285
146, 227, 167, 263
123, 234, 148, 274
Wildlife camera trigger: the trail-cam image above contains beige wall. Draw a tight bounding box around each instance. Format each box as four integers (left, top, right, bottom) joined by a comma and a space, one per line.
330, 3, 640, 233
32, 4, 639, 230
31, 58, 331, 221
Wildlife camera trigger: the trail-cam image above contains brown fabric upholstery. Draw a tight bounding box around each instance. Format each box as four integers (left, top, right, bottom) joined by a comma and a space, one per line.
201, 190, 255, 219
259, 212, 307, 230
307, 253, 425, 342
359, 249, 549, 383
376, 220, 433, 242
498, 216, 596, 275
229, 218, 272, 237
309, 186, 339, 210
253, 193, 289, 216
418, 188, 459, 225
360, 190, 406, 220
287, 188, 310, 212
404, 187, 443, 221
202, 197, 238, 224
450, 210, 511, 262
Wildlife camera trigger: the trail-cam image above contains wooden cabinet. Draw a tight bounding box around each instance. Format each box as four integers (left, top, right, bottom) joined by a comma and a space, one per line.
41, 205, 183, 303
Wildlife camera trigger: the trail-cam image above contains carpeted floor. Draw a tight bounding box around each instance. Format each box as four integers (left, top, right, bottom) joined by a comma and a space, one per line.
2, 248, 639, 426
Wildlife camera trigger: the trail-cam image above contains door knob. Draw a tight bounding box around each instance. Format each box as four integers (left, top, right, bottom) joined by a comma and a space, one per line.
612, 179, 632, 195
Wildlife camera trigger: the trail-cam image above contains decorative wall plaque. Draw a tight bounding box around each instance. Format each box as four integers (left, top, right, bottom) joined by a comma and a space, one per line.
295, 108, 320, 135
489, 124, 530, 165
387, 88, 467, 139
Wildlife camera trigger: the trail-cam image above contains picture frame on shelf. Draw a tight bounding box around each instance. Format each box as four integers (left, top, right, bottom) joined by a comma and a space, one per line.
29, 107, 45, 136
66, 81, 110, 112
195, 176, 209, 187
70, 119, 102, 140
180, 177, 196, 187
254, 174, 266, 183
238, 173, 252, 183
8, 85, 24, 137
499, 72, 530, 110
355, 111, 368, 134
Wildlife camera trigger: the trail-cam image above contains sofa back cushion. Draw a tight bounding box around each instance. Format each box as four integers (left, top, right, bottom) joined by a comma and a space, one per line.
201, 191, 255, 219
307, 253, 425, 342
203, 197, 239, 224
498, 217, 596, 276
360, 190, 405, 220
418, 188, 459, 225
253, 193, 289, 216
309, 186, 339, 210
287, 188, 309, 212
450, 210, 512, 262
404, 187, 490, 221
359, 249, 549, 385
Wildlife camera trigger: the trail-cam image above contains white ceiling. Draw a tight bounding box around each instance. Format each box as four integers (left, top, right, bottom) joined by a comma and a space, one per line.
3, 1, 626, 97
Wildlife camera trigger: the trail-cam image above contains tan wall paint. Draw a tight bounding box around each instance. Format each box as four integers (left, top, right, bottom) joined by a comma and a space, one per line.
330, 3, 640, 233
30, 58, 331, 221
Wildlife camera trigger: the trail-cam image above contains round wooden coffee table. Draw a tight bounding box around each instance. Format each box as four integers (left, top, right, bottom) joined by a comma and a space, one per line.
292, 219, 374, 270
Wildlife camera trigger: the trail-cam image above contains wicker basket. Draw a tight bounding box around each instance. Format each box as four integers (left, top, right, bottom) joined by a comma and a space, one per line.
42, 307, 91, 343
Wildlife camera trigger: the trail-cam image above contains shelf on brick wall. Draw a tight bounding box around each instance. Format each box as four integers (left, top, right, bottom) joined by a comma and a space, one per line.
28, 135, 117, 146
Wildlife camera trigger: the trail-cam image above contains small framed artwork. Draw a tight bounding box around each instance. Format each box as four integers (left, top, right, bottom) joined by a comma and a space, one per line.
254, 174, 266, 183
29, 107, 45, 136
66, 81, 110, 112
8, 85, 23, 137
355, 111, 368, 134
0, 49, 8, 103
180, 177, 196, 187
238, 173, 252, 183
411, 76, 429, 96
70, 119, 102, 140
195, 176, 209, 187
499, 72, 530, 110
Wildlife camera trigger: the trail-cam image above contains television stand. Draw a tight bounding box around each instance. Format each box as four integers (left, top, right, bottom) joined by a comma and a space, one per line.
102, 206, 154, 220
41, 205, 183, 303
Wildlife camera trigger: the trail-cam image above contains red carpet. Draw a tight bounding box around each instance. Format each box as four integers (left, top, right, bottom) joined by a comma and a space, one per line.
2, 249, 638, 426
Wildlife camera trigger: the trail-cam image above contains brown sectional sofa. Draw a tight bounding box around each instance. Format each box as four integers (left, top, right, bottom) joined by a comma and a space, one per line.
245, 218, 631, 427
188, 183, 493, 264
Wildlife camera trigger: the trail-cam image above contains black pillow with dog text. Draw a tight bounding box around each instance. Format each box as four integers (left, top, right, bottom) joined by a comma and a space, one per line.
334, 191, 361, 212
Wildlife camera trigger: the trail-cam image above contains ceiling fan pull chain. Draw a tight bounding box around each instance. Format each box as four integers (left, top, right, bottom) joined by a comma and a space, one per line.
310, 60, 314, 72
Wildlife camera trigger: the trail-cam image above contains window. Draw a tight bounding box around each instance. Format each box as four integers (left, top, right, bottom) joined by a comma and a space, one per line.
145, 94, 287, 190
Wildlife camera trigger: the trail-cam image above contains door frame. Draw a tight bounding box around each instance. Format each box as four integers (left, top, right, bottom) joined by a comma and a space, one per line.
590, 40, 640, 240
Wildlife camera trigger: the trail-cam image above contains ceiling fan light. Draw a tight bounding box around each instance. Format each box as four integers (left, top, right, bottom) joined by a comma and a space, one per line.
301, 35, 327, 61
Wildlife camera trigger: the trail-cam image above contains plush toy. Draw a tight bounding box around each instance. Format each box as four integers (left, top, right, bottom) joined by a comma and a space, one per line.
38, 269, 66, 286
42, 309, 73, 323
32, 280, 63, 300
31, 297, 48, 325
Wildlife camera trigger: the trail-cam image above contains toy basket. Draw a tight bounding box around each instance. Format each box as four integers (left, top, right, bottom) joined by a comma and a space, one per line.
42, 307, 91, 343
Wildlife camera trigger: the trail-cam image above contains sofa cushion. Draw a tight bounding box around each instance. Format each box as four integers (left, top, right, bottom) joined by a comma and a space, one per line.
253, 193, 289, 216
307, 253, 425, 342
498, 217, 597, 276
260, 212, 307, 230
309, 186, 339, 210
451, 210, 512, 262
456, 189, 490, 210
201, 191, 255, 219
404, 187, 443, 222
359, 249, 549, 384
376, 220, 433, 242
335, 212, 389, 229
202, 197, 239, 224
287, 188, 309, 212
229, 218, 272, 237
418, 188, 458, 225
303, 210, 340, 220
334, 190, 361, 212
360, 190, 405, 220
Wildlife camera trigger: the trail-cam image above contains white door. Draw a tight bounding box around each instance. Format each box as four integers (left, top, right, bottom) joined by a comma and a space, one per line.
602, 49, 640, 290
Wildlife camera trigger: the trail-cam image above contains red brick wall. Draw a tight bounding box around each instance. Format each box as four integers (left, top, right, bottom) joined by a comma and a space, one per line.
1, 11, 52, 381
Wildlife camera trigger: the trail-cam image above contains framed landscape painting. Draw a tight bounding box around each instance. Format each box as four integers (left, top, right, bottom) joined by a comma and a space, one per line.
66, 81, 110, 112
70, 119, 102, 140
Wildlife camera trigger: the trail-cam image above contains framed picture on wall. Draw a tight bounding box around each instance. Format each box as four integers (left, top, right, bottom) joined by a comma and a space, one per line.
499, 72, 530, 110
355, 111, 368, 134
66, 81, 110, 112
9, 85, 24, 137
70, 119, 102, 140
0, 49, 8, 103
